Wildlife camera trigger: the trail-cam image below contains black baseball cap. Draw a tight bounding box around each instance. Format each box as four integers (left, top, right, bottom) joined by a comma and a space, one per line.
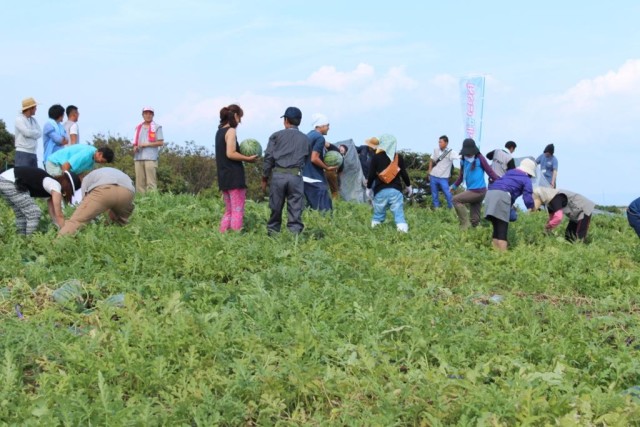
281, 106, 302, 120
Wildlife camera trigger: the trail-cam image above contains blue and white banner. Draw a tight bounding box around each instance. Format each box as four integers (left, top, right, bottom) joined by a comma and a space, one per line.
459, 76, 485, 148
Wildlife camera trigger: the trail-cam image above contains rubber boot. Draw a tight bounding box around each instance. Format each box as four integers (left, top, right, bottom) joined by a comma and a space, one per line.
454, 204, 471, 229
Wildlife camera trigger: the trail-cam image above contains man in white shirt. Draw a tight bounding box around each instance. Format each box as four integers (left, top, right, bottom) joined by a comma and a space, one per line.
14, 97, 42, 167
427, 135, 459, 208
63, 105, 80, 145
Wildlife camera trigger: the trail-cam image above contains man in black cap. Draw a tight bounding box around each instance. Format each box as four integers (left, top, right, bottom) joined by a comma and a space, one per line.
262, 107, 311, 234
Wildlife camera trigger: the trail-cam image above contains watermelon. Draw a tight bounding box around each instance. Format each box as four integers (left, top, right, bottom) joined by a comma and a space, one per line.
103, 293, 126, 308
52, 280, 88, 311
324, 151, 343, 168
239, 138, 263, 157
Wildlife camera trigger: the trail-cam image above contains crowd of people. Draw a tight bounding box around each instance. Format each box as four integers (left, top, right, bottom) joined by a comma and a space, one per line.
3, 98, 639, 247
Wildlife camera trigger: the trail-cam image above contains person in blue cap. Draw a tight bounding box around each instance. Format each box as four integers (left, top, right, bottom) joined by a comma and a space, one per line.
262, 107, 311, 235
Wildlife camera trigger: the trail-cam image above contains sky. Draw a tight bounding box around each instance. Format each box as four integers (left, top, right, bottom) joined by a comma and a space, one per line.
1, 1, 639, 205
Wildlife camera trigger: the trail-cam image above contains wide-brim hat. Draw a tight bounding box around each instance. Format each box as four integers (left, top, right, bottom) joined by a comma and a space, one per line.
518, 158, 536, 177
364, 137, 379, 149
21, 97, 38, 111
459, 138, 479, 156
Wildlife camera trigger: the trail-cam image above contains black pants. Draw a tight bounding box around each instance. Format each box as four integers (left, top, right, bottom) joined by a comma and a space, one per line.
565, 215, 591, 242
267, 173, 305, 234
488, 216, 508, 240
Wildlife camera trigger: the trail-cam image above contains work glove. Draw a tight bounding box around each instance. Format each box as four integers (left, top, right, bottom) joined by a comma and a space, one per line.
366, 188, 373, 200
405, 186, 413, 197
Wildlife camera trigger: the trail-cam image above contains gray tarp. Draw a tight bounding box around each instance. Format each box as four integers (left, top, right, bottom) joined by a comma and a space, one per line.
335, 139, 367, 203
514, 156, 551, 187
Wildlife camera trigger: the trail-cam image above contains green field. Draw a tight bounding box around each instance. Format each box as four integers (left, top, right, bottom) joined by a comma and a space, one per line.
1, 194, 639, 425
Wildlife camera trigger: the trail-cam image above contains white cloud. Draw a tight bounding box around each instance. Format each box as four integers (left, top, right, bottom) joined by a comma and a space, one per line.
164, 64, 418, 130
553, 59, 640, 112
355, 66, 417, 107
272, 63, 376, 92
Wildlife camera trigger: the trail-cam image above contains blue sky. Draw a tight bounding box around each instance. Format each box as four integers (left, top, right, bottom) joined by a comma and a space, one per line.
2, 1, 639, 204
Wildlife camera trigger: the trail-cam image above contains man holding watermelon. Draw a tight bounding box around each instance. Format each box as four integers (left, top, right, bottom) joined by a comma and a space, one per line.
262, 107, 312, 235
302, 113, 337, 212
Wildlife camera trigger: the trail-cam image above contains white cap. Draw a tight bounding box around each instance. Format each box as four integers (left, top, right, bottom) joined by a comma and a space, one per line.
311, 113, 329, 128
142, 106, 154, 113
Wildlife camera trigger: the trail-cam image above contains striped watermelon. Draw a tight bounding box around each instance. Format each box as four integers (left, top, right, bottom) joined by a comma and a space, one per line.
239, 138, 263, 157
324, 151, 343, 168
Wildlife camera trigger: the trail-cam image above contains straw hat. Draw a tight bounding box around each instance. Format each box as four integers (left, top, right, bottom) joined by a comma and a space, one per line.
364, 137, 379, 149
21, 97, 38, 111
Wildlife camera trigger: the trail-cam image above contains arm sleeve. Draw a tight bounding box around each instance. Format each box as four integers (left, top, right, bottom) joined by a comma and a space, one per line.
547, 210, 564, 229
263, 134, 276, 177
453, 160, 464, 187
42, 177, 62, 195
155, 126, 164, 141
486, 150, 495, 160
44, 123, 65, 145
312, 137, 325, 154
522, 180, 535, 209
506, 159, 516, 170
15, 118, 42, 138
479, 154, 501, 182
366, 155, 378, 188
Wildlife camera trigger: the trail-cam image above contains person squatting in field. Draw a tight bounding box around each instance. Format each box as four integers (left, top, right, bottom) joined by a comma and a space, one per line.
262, 107, 311, 235
451, 138, 500, 229
366, 134, 411, 233
0, 167, 79, 235
427, 134, 459, 209
45, 143, 114, 176
302, 113, 336, 211
214, 104, 257, 232
533, 187, 596, 243
58, 167, 135, 236
484, 158, 536, 251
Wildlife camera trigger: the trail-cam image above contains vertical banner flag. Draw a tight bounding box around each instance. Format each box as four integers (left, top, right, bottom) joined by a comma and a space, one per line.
459, 76, 485, 148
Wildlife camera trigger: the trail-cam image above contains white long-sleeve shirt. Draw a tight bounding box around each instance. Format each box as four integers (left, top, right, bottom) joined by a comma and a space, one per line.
14, 114, 42, 154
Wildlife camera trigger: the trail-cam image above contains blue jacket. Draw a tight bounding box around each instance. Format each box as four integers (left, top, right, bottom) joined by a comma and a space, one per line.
42, 119, 67, 163
454, 154, 499, 191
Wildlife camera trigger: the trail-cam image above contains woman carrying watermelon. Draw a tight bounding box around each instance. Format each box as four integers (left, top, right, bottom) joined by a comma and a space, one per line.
214, 104, 257, 232
366, 134, 412, 232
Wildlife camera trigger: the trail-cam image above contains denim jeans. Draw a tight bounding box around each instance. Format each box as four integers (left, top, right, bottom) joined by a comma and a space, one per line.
15, 151, 38, 168
429, 175, 453, 208
372, 188, 406, 225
